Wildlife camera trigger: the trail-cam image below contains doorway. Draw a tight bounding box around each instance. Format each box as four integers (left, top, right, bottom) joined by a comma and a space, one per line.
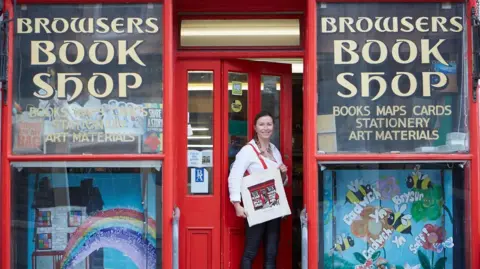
175, 59, 303, 269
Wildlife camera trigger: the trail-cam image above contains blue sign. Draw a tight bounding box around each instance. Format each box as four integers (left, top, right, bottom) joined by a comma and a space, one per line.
195, 168, 204, 182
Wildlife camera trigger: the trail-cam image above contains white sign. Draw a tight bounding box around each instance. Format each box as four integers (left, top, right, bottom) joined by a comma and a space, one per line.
191, 168, 209, 194
187, 150, 213, 167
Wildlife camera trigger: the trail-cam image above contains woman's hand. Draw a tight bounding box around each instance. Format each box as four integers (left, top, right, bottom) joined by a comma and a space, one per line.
279, 164, 288, 173
233, 202, 248, 218
279, 164, 288, 186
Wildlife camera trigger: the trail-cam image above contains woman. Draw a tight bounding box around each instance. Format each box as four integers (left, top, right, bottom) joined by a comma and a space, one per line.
228, 110, 288, 269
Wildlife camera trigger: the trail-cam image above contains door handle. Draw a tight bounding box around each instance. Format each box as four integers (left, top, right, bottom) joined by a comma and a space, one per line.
284, 154, 289, 160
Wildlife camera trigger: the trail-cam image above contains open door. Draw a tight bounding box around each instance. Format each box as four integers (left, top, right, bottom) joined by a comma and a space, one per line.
222, 59, 292, 269
175, 59, 292, 269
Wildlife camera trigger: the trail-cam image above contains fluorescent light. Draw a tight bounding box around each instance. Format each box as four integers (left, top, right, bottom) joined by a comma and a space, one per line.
182, 29, 299, 37
188, 145, 213, 148
180, 19, 300, 47
188, 136, 212, 140
191, 127, 209, 131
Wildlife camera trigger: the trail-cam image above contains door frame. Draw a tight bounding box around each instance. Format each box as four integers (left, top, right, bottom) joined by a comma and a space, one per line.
221, 59, 293, 269
174, 58, 295, 269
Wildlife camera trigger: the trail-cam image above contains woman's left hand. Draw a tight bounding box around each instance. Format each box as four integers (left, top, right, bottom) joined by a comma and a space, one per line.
279, 164, 288, 173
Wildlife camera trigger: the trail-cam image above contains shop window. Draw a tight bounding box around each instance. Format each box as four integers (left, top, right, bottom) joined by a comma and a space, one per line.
318, 162, 469, 269
11, 161, 162, 269
12, 4, 163, 155
316, 3, 468, 153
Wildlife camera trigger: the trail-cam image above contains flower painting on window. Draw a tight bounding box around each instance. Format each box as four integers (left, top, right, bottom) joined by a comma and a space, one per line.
322, 165, 460, 269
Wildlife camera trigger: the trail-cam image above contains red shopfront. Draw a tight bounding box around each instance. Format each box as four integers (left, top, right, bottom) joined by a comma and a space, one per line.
1, 0, 479, 269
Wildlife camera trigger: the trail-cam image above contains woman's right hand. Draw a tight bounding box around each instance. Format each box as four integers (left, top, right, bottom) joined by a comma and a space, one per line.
233, 203, 248, 218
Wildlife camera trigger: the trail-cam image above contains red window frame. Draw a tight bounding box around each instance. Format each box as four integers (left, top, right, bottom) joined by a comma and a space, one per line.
0, 0, 174, 269
308, 0, 479, 268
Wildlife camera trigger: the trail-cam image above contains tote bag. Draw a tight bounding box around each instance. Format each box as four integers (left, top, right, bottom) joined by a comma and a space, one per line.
241, 166, 291, 227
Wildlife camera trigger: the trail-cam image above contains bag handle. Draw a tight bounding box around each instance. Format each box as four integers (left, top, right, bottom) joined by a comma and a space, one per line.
249, 144, 268, 169
243, 144, 268, 177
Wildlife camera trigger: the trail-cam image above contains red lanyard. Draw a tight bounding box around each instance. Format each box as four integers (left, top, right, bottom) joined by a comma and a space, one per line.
243, 144, 268, 176
249, 144, 268, 169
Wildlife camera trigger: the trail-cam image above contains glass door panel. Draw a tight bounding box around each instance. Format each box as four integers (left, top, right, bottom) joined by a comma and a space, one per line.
10, 161, 162, 269
228, 72, 249, 169
261, 75, 281, 149
187, 71, 214, 195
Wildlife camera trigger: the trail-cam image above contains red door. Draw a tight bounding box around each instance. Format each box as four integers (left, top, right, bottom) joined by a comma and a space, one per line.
221, 60, 293, 269
176, 59, 292, 269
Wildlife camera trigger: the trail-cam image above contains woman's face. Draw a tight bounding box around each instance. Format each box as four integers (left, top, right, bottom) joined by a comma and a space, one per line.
254, 115, 274, 140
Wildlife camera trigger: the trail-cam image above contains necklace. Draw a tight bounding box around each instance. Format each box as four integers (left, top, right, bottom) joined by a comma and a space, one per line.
255, 138, 274, 160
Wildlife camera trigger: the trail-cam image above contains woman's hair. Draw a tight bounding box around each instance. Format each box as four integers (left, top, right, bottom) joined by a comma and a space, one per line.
253, 110, 274, 141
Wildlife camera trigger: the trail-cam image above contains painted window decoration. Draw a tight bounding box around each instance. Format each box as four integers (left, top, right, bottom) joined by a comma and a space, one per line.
67, 233, 73, 242
68, 210, 83, 227
321, 164, 466, 269
36, 233, 52, 250
12, 4, 164, 155
36, 210, 52, 227
316, 3, 468, 153
11, 166, 161, 269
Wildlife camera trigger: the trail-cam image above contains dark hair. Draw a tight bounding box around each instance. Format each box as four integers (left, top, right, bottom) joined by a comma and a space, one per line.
253, 111, 274, 141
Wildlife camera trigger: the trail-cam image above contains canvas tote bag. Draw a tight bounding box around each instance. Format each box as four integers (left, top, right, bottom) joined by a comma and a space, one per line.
241, 144, 291, 227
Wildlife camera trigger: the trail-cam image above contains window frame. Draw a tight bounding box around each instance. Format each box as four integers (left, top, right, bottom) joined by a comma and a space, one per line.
307, 0, 479, 268
1, 1, 174, 269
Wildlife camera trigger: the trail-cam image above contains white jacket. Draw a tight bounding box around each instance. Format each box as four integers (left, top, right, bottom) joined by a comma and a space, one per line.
228, 139, 286, 202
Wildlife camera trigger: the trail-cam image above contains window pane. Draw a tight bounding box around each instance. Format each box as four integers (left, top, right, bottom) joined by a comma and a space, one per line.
187, 71, 214, 195
316, 3, 468, 153
319, 162, 469, 269
228, 72, 249, 168
13, 4, 164, 155
261, 75, 281, 149
11, 161, 162, 269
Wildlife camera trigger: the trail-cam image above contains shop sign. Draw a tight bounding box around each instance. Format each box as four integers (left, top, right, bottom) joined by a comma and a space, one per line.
317, 3, 467, 153
12, 4, 164, 154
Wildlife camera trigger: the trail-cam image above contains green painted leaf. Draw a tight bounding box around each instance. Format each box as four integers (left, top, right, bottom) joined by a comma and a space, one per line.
396, 266, 405, 269
434, 257, 447, 269
371, 251, 381, 261
353, 252, 367, 264
418, 250, 431, 269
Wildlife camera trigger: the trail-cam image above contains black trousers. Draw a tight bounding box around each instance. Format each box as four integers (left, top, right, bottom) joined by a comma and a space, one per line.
240, 217, 281, 269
